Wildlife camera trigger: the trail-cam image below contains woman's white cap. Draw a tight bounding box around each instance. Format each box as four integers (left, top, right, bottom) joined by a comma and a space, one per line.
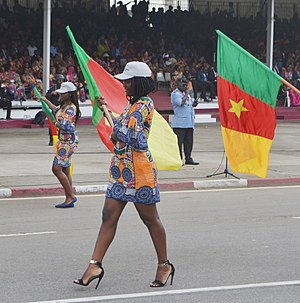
55, 81, 77, 94
114, 61, 152, 80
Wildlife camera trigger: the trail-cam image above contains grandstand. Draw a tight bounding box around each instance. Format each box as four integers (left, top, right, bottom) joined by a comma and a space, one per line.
0, 0, 299, 126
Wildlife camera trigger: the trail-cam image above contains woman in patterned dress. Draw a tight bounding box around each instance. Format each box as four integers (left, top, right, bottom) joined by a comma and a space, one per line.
74, 62, 175, 289
41, 82, 81, 208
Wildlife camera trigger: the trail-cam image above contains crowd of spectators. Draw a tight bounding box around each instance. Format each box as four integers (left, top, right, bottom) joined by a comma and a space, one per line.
0, 1, 300, 104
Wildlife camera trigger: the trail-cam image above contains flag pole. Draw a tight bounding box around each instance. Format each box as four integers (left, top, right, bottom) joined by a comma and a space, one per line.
281, 78, 300, 95
102, 104, 114, 127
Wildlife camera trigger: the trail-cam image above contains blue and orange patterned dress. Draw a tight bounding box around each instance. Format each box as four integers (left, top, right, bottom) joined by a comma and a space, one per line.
106, 97, 160, 204
53, 104, 79, 168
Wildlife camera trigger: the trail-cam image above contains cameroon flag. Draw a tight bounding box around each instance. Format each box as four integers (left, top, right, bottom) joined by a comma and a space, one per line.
217, 30, 282, 178
67, 26, 182, 170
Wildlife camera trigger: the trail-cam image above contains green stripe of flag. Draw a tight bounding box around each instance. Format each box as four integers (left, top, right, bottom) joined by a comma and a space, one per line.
66, 26, 103, 126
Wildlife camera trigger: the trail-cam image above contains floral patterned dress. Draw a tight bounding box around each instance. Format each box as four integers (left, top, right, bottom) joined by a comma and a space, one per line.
106, 97, 160, 204
52, 104, 79, 168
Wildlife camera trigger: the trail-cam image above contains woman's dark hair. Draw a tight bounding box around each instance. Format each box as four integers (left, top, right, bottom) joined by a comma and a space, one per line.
130, 77, 155, 103
70, 91, 81, 123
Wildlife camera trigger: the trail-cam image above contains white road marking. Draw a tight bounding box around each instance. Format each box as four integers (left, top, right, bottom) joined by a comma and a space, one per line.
0, 231, 56, 237
27, 280, 300, 303
292, 216, 300, 219
161, 186, 300, 194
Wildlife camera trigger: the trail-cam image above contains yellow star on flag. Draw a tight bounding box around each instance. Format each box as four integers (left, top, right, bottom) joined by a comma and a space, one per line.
228, 99, 248, 119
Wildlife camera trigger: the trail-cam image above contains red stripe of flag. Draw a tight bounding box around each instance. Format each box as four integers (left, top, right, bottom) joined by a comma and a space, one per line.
218, 76, 276, 140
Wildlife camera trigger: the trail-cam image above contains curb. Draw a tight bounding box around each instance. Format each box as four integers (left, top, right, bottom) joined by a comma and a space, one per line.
1, 177, 300, 198
193, 179, 247, 189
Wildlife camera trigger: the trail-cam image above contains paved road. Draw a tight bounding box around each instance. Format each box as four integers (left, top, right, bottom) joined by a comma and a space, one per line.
1, 186, 300, 302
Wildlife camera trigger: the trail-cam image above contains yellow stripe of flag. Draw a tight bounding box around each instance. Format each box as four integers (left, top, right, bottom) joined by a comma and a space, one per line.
149, 110, 182, 170
221, 126, 273, 178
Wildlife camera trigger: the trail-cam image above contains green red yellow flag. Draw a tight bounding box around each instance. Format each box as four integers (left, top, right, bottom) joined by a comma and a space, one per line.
216, 30, 282, 178
66, 26, 181, 170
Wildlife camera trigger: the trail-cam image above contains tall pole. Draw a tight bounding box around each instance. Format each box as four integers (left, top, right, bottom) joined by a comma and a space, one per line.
43, 0, 51, 95
266, 0, 274, 69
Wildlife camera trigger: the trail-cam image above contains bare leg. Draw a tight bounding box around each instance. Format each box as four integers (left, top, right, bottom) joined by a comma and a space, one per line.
134, 203, 173, 286
52, 165, 75, 203
74, 197, 126, 284
92, 198, 127, 259
63, 166, 72, 189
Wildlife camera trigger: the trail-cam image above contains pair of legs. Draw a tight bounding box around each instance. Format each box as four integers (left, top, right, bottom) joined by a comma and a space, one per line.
77, 197, 172, 286
52, 164, 75, 203
48, 127, 53, 145
173, 127, 194, 162
192, 80, 214, 101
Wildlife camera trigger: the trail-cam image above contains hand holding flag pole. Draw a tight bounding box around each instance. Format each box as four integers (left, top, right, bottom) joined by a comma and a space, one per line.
66, 25, 182, 170
33, 86, 55, 124
102, 104, 114, 128
33, 86, 42, 99
33, 86, 59, 150
281, 78, 300, 95
95, 95, 114, 127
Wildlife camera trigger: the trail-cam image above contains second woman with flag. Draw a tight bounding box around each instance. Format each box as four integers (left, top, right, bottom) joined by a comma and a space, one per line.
41, 81, 81, 208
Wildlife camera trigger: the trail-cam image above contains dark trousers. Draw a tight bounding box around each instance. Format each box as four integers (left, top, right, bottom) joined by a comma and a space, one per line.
173, 128, 194, 161
0, 98, 12, 119
49, 126, 53, 142
192, 80, 215, 100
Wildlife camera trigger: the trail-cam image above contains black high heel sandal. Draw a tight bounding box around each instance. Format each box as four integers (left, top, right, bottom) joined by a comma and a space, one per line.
150, 260, 175, 287
74, 260, 104, 289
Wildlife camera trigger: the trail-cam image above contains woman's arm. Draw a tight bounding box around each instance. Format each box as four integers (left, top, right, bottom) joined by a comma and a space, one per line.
41, 96, 56, 110
56, 105, 76, 132
96, 96, 117, 144
114, 102, 150, 151
96, 96, 115, 122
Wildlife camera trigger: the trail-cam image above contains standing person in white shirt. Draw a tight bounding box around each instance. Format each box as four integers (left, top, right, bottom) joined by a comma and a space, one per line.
27, 41, 37, 57
171, 78, 199, 165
